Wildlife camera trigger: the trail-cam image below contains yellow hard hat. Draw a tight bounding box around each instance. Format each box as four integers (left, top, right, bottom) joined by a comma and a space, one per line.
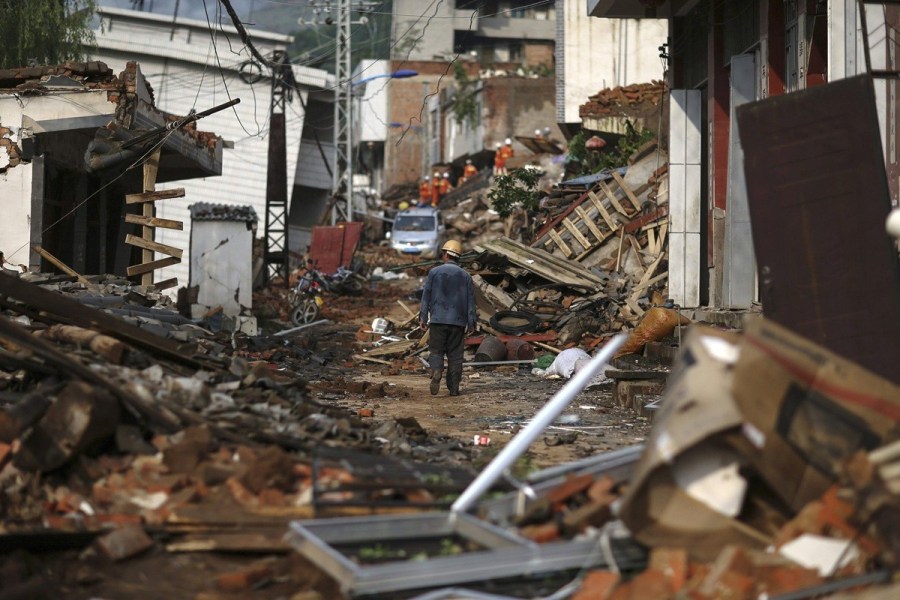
441, 240, 462, 257
398, 201, 409, 210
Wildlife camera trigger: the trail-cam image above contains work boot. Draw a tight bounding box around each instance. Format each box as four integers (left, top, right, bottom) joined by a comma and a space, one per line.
430, 369, 442, 395
447, 362, 463, 396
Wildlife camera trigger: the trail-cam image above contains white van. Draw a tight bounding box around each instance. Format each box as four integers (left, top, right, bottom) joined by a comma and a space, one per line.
388, 207, 446, 258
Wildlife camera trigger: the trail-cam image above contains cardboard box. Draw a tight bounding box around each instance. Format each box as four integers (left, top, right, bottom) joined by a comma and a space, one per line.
732, 318, 900, 511
619, 326, 773, 559
619, 319, 900, 558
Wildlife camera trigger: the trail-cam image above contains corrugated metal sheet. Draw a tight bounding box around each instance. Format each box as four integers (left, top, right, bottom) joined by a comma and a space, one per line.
737, 74, 900, 384
308, 223, 363, 274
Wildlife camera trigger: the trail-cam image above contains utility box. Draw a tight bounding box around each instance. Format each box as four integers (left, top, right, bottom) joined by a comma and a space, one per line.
188, 203, 257, 320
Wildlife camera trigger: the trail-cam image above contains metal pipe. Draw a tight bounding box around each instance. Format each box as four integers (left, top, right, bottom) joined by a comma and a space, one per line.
273, 319, 331, 336
450, 333, 628, 515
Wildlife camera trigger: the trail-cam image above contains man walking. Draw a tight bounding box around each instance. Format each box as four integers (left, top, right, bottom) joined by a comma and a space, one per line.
419, 240, 476, 396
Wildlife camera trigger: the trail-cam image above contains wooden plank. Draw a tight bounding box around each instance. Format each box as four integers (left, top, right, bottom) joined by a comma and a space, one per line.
125, 234, 183, 259
480, 238, 605, 289
153, 278, 178, 291
125, 214, 184, 230
614, 227, 625, 272
599, 180, 631, 217
125, 188, 186, 205
547, 229, 573, 257
657, 223, 668, 255
588, 191, 617, 230
575, 206, 606, 242
629, 252, 667, 303
31, 245, 90, 285
612, 171, 643, 211
625, 204, 669, 234
647, 227, 657, 255
126, 256, 181, 277
562, 218, 592, 250
354, 355, 393, 365
625, 296, 645, 317
140, 149, 161, 287
627, 235, 644, 262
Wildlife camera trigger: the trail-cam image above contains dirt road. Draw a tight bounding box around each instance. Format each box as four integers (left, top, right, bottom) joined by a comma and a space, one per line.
314, 277, 650, 470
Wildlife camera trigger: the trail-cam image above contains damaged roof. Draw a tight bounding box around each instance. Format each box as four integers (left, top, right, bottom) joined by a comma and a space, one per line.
579, 81, 667, 119
0, 60, 221, 176
189, 203, 258, 223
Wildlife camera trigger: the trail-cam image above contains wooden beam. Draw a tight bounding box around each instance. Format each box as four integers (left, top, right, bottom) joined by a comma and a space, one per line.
125, 234, 183, 259
599, 180, 631, 217
153, 278, 178, 291
588, 191, 617, 230
126, 256, 181, 277
31, 245, 90, 285
125, 188, 186, 205
125, 214, 184, 230
612, 171, 643, 211
547, 229, 573, 257
574, 206, 606, 242
562, 218, 592, 250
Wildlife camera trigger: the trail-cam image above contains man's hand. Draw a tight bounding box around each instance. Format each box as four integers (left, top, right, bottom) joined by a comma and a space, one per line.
419, 318, 429, 331
466, 325, 475, 336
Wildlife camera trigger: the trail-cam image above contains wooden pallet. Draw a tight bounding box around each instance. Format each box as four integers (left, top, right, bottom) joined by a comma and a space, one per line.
536, 175, 645, 260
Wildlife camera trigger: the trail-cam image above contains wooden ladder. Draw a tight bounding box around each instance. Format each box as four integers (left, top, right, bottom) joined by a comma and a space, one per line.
124, 149, 185, 290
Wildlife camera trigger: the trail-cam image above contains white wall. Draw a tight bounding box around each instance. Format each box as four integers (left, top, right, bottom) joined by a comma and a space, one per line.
0, 92, 114, 266
356, 59, 389, 143
91, 8, 329, 290
189, 220, 253, 318
558, 0, 667, 124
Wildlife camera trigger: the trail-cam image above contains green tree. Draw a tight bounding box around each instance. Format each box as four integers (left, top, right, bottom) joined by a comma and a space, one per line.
487, 168, 542, 217
0, 0, 97, 69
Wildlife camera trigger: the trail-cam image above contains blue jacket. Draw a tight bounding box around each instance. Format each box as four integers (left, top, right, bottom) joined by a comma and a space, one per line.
419, 262, 477, 330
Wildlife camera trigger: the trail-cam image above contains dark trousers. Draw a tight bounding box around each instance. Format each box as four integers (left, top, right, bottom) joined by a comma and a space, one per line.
427, 323, 465, 392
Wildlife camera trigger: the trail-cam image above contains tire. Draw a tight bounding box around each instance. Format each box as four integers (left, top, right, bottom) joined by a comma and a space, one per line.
489, 310, 541, 334
290, 300, 320, 326
340, 277, 364, 295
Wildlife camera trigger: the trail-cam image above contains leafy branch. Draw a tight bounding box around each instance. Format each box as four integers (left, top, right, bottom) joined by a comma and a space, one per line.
487, 168, 542, 217
451, 62, 478, 127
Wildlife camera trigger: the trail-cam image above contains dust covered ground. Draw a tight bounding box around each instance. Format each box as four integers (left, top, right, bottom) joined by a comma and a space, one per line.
313, 276, 651, 469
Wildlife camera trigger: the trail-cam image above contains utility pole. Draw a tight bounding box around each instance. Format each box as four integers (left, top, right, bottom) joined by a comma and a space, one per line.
264, 50, 295, 285
305, 0, 378, 225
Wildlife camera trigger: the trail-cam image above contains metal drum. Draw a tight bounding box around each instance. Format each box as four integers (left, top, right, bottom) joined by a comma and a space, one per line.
504, 338, 535, 361
474, 335, 507, 362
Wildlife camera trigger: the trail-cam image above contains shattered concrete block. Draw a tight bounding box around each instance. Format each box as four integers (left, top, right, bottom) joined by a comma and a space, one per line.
572, 571, 620, 600
162, 425, 213, 474
239, 446, 295, 494
94, 524, 154, 561
14, 382, 120, 472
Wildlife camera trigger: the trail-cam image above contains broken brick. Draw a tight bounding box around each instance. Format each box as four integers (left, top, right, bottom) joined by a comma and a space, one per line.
755, 565, 822, 597
519, 521, 560, 544
572, 570, 620, 600
545, 473, 594, 507
561, 499, 613, 533
357, 408, 375, 418
648, 547, 689, 594
239, 445, 295, 494
608, 569, 671, 600
94, 524, 154, 561
215, 561, 274, 592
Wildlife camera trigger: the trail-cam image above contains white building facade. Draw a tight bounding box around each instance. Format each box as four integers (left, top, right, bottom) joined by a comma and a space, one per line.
90, 7, 333, 288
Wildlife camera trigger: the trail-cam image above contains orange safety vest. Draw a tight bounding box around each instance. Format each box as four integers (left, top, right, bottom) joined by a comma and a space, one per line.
463, 164, 477, 178
431, 179, 441, 204
439, 178, 451, 195
419, 181, 430, 201
499, 145, 514, 160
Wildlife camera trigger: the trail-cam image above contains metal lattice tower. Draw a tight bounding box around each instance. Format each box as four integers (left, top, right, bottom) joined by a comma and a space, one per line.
264, 50, 295, 285
331, 0, 353, 224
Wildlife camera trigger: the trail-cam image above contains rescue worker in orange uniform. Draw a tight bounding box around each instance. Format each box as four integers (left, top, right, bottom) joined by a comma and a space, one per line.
462, 159, 477, 183
493, 142, 504, 176
499, 137, 515, 164
439, 172, 452, 201
430, 171, 442, 207
418, 176, 431, 206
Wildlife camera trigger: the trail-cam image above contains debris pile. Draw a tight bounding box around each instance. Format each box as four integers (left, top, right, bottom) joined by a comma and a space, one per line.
0, 272, 487, 559
579, 81, 668, 118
